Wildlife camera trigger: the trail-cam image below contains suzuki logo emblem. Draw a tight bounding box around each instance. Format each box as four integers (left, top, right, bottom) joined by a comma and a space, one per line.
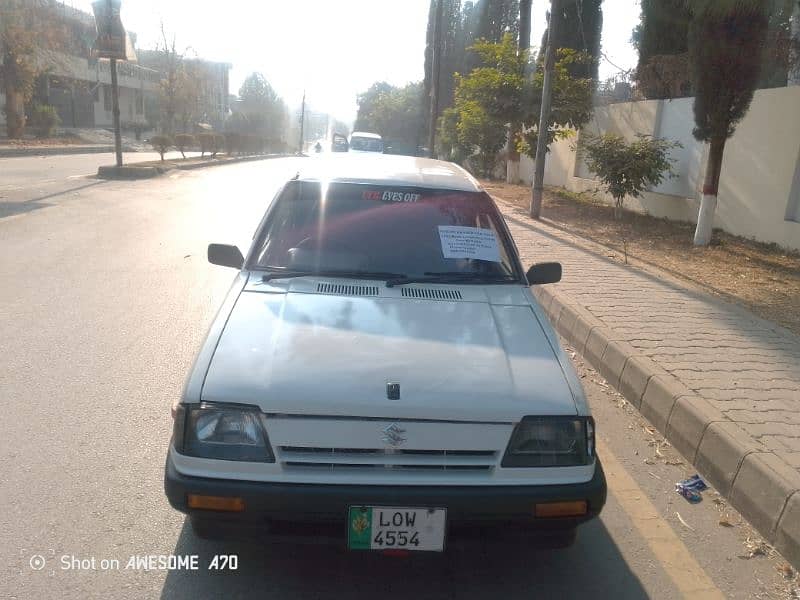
381, 423, 407, 447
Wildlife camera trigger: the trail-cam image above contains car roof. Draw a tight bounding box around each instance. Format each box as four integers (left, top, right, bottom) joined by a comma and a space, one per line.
295, 154, 483, 192
350, 131, 382, 139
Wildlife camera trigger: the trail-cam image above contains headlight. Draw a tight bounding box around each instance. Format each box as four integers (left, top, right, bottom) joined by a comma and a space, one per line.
173, 403, 275, 462
502, 416, 594, 468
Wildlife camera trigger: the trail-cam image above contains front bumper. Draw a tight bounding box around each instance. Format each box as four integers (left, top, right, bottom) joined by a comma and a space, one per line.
164, 452, 606, 538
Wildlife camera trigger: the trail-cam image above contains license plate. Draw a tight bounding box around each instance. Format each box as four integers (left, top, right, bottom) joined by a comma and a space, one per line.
347, 506, 446, 552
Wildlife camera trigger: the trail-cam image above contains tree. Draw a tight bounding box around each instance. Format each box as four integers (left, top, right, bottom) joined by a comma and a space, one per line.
688, 0, 770, 246
150, 135, 173, 161
475, 0, 520, 45
424, 0, 521, 142
633, 0, 692, 99
539, 0, 603, 80
759, 0, 800, 88
442, 34, 525, 176
174, 133, 195, 158
438, 106, 468, 162
506, 0, 532, 183
354, 82, 395, 130
175, 60, 203, 132
138, 25, 203, 135
0, 0, 65, 138
518, 49, 594, 159
234, 72, 289, 142
580, 133, 680, 219
634, 0, 797, 97
354, 82, 426, 151
424, 0, 463, 137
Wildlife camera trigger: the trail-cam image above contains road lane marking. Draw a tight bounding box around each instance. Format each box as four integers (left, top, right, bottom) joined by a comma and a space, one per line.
598, 437, 725, 598
67, 174, 93, 179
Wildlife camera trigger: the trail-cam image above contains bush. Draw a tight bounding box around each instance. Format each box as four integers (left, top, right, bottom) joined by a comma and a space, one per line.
578, 133, 680, 219
150, 135, 173, 161
198, 133, 218, 157
28, 104, 61, 138
241, 134, 267, 155
174, 134, 196, 158
223, 132, 241, 156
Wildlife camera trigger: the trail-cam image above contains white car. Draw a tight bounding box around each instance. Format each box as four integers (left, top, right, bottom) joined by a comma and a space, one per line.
349, 131, 384, 153
165, 154, 606, 551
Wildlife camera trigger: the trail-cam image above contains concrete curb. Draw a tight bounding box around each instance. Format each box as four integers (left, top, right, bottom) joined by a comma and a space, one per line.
0, 145, 136, 158
96, 153, 294, 179
533, 285, 800, 568
97, 165, 165, 179
173, 153, 293, 170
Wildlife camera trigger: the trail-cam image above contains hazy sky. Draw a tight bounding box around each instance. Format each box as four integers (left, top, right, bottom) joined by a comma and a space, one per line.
70, 0, 640, 122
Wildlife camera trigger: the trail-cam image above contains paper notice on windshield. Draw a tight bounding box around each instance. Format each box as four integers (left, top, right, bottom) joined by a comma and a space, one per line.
438, 226, 501, 262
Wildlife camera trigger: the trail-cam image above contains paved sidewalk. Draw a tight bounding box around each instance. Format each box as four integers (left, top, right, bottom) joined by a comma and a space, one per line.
493, 196, 800, 566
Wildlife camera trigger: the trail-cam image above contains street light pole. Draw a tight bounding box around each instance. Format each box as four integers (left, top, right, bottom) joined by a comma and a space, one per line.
299, 90, 306, 154
110, 57, 123, 167
531, 0, 559, 219
427, 0, 444, 158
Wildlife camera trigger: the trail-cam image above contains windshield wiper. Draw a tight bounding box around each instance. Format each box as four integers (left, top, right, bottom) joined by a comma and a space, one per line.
386, 272, 518, 287
260, 268, 408, 283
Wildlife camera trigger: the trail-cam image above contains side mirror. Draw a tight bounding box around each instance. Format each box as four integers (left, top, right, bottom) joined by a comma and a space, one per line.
208, 243, 244, 269
526, 262, 562, 285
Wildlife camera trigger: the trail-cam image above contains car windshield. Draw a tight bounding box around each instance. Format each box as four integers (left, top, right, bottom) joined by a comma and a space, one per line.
250, 181, 518, 281
349, 137, 383, 152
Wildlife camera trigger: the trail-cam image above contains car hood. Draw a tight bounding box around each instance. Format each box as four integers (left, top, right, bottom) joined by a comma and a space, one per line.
201, 287, 578, 422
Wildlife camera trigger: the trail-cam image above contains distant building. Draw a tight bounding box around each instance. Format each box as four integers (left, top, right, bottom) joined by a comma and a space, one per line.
0, 2, 230, 133
186, 58, 231, 130
28, 2, 159, 130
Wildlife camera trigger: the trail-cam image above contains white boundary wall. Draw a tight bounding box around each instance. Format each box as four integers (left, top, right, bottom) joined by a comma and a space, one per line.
520, 86, 800, 251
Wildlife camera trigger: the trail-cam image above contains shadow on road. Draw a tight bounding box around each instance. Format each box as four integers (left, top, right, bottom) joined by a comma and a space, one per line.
0, 200, 54, 219
0, 180, 107, 219
160, 517, 648, 600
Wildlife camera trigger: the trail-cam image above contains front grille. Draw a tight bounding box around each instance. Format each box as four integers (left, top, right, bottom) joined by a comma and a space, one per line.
278, 446, 497, 473
401, 287, 463, 300
316, 283, 379, 296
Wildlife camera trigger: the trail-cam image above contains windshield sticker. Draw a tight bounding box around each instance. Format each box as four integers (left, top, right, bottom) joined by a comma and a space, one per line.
362, 190, 420, 203
438, 226, 501, 262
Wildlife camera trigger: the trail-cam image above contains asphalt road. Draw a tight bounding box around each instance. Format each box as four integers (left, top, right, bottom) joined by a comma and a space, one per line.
1, 156, 796, 599
0, 151, 198, 217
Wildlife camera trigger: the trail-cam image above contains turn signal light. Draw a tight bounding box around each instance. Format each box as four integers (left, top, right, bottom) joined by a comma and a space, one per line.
187, 494, 245, 512
534, 500, 588, 518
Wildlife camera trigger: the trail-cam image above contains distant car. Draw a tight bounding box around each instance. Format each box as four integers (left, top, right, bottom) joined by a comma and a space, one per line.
164, 154, 606, 551
331, 133, 348, 152
349, 131, 384, 153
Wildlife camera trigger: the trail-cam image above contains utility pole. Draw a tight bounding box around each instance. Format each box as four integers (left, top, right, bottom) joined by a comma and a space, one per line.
789, 0, 800, 86
531, 0, 559, 219
110, 57, 123, 167
298, 90, 306, 154
91, 0, 127, 168
427, 0, 444, 158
